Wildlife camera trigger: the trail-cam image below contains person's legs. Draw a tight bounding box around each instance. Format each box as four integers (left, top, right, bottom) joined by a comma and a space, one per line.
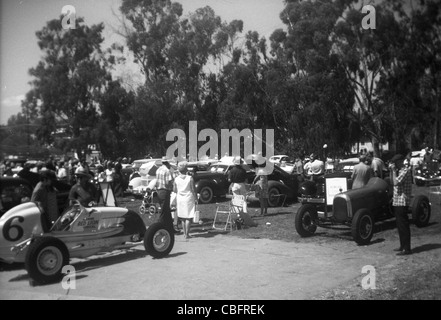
263, 198, 268, 215
394, 206, 411, 252
186, 219, 192, 237
157, 189, 174, 230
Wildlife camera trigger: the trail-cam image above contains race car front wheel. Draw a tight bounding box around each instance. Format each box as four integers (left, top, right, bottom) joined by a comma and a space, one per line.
144, 222, 174, 258
25, 236, 69, 284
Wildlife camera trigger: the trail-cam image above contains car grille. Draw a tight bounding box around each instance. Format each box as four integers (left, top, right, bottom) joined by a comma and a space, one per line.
333, 197, 349, 222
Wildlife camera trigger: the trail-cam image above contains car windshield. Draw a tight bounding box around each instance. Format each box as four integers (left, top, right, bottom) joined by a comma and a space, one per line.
209, 164, 230, 173
51, 205, 83, 231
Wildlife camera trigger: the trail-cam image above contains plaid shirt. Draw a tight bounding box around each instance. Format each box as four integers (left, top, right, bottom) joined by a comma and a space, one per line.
156, 165, 173, 190
392, 166, 412, 206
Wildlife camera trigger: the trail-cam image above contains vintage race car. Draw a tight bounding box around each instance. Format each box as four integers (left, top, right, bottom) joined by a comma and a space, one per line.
0, 201, 174, 284
295, 177, 431, 245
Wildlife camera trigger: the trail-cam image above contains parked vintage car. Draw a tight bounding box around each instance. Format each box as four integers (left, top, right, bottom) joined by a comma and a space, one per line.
0, 176, 33, 217
414, 161, 441, 186
193, 161, 255, 204
295, 176, 431, 245
0, 201, 174, 284
193, 160, 299, 207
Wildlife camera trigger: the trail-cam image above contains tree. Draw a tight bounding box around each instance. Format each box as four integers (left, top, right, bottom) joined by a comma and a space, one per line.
24, 17, 112, 156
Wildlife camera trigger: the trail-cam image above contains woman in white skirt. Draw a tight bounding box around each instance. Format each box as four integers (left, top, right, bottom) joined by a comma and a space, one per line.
173, 161, 197, 239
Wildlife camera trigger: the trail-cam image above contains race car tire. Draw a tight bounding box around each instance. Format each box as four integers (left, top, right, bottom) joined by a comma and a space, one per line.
267, 187, 281, 207
144, 222, 174, 258
295, 204, 318, 237
352, 209, 374, 245
412, 195, 431, 228
25, 236, 69, 284
198, 186, 214, 204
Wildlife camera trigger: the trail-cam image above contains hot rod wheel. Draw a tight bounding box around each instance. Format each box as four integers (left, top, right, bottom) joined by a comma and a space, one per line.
412, 195, 431, 228
295, 204, 318, 237
351, 209, 374, 245
144, 222, 175, 258
25, 236, 70, 284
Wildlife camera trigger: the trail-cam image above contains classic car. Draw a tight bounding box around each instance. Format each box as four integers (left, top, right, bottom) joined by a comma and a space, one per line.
0, 201, 174, 284
295, 176, 431, 245
414, 161, 441, 186
0, 176, 33, 217
193, 160, 299, 207
193, 161, 255, 204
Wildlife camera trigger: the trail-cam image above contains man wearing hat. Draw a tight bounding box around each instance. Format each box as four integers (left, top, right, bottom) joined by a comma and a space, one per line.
389, 153, 413, 255
69, 167, 97, 207
31, 169, 59, 231
155, 156, 178, 233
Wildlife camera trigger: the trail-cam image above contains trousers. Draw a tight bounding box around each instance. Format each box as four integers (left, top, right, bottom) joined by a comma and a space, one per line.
157, 189, 174, 230
394, 206, 411, 251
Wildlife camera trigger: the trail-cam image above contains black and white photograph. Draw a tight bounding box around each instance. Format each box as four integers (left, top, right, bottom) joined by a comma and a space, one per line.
0, 0, 440, 303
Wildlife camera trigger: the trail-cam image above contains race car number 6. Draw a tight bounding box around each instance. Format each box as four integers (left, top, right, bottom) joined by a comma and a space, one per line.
2, 216, 24, 242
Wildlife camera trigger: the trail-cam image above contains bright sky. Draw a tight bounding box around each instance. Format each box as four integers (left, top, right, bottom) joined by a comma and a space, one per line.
0, 0, 286, 124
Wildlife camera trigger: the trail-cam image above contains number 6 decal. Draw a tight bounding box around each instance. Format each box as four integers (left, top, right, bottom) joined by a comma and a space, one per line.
2, 216, 25, 242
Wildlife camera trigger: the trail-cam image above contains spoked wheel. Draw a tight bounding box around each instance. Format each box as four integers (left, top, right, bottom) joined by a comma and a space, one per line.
352, 209, 374, 245
295, 204, 318, 237
25, 237, 69, 284
144, 222, 174, 258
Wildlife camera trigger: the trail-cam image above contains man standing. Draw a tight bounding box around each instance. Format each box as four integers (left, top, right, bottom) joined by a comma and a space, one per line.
304, 153, 324, 181
351, 155, 373, 189
228, 156, 248, 211
31, 169, 59, 231
389, 154, 413, 256
367, 151, 385, 179
156, 157, 178, 233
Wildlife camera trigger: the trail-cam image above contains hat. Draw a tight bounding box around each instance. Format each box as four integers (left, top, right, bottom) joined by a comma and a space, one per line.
233, 156, 241, 165
257, 168, 267, 176
390, 154, 404, 164
161, 156, 170, 163
39, 169, 57, 181
75, 167, 91, 179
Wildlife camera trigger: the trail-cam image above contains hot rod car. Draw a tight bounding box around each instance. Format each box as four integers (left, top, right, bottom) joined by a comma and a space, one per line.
0, 201, 174, 284
295, 176, 431, 245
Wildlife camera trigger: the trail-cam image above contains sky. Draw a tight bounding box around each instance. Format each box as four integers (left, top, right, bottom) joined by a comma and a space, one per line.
0, 0, 286, 124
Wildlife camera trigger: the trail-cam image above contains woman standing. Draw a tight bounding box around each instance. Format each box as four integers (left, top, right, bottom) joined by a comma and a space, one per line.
173, 161, 197, 239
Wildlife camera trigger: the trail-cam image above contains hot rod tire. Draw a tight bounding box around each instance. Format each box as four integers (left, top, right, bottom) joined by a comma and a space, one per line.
295, 204, 318, 237
412, 195, 431, 228
198, 186, 214, 204
267, 187, 281, 207
144, 222, 174, 258
352, 209, 374, 245
25, 236, 69, 284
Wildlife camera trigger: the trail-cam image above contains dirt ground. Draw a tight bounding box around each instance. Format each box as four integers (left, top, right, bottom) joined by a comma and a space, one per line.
0, 185, 440, 300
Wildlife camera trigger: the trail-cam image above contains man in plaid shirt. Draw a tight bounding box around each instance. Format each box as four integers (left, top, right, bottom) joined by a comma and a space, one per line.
155, 157, 178, 233
389, 154, 413, 255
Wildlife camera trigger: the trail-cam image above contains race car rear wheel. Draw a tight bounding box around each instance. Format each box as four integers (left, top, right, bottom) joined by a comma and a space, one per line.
25, 236, 69, 284
144, 222, 174, 258
352, 209, 374, 245
295, 204, 318, 237
412, 195, 431, 228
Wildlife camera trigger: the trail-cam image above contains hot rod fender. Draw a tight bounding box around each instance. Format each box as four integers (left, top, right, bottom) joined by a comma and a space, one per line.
332, 177, 391, 223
